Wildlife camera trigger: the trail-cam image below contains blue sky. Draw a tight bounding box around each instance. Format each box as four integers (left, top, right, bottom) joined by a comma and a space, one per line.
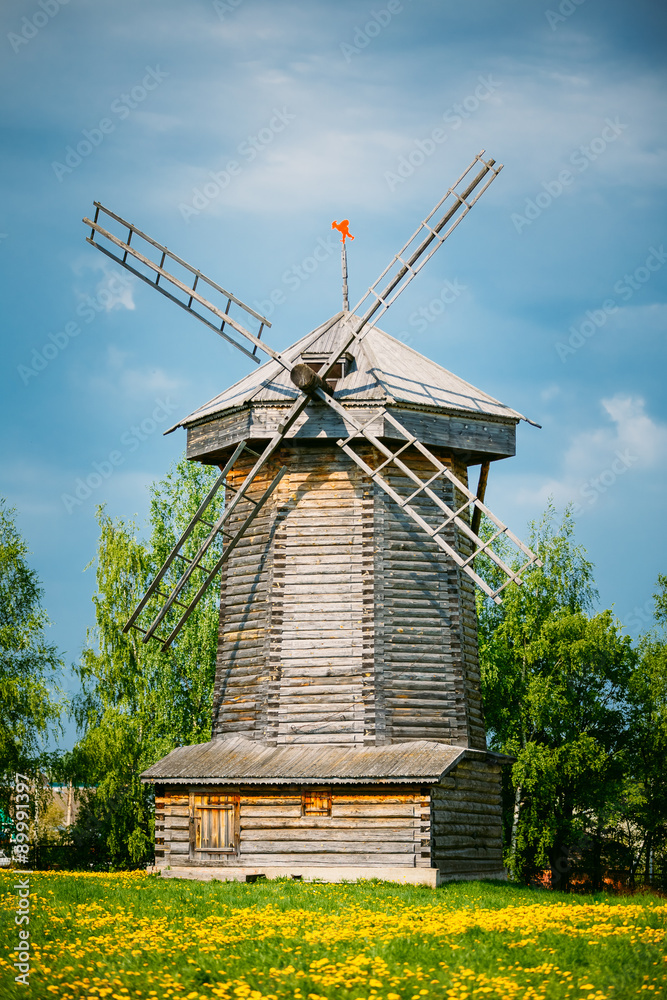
2, 0, 666, 749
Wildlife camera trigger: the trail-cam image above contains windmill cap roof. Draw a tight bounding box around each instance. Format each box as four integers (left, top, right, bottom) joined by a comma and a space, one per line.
173, 312, 528, 431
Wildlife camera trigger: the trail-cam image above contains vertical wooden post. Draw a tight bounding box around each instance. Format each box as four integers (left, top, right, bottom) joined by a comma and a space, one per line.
470, 461, 490, 537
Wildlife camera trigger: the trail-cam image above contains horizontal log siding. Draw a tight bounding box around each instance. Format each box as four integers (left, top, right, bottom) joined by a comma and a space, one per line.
154, 786, 165, 862
270, 448, 374, 745
213, 445, 377, 745
157, 785, 430, 868
210, 439, 487, 750
432, 759, 504, 877
211, 451, 281, 740
156, 786, 190, 866
453, 458, 486, 751
377, 449, 470, 745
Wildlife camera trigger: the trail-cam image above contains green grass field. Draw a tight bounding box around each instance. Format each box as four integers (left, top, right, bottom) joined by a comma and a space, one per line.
0, 871, 664, 1000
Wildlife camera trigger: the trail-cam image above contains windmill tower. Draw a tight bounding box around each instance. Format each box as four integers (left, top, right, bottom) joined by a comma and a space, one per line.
84, 153, 539, 885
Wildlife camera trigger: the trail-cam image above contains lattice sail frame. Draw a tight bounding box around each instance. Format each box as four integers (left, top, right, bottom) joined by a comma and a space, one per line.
83, 204, 275, 365
85, 150, 541, 649
334, 407, 539, 601
124, 440, 287, 649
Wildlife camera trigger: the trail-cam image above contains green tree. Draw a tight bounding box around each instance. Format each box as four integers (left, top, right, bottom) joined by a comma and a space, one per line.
620, 574, 667, 886
0, 499, 63, 851
0, 498, 63, 773
72, 457, 223, 865
478, 504, 635, 888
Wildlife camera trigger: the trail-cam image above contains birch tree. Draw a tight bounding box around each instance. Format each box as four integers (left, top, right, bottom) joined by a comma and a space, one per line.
72, 457, 223, 864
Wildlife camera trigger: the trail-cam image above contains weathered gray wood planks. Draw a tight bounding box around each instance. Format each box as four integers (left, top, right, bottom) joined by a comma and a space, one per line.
210, 442, 488, 750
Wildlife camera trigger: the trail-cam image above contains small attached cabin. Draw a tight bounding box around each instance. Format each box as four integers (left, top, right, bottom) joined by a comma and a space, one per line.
143, 737, 508, 885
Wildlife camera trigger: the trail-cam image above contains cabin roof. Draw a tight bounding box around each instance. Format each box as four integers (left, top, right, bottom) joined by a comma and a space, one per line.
140, 735, 504, 784
173, 312, 526, 431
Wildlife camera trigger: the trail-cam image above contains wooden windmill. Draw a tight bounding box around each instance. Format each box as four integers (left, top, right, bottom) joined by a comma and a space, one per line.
84, 152, 539, 885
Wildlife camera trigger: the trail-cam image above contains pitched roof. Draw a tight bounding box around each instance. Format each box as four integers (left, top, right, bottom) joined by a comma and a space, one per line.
140, 734, 478, 784
174, 312, 526, 430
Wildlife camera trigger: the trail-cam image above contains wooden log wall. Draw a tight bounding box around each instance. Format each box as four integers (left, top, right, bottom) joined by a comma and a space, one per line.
211, 451, 279, 740
376, 450, 485, 748
452, 456, 486, 751
155, 784, 431, 868
212, 446, 374, 744
154, 786, 189, 865
431, 759, 505, 878
210, 439, 487, 749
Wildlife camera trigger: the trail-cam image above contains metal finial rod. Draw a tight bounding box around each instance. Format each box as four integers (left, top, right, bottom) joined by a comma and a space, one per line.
332, 220, 354, 312
341, 239, 349, 311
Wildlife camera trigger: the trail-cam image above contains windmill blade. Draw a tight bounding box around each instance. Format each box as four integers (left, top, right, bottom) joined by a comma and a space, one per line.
83, 203, 295, 368
130, 382, 334, 649
315, 152, 502, 382
124, 440, 245, 641
124, 439, 287, 650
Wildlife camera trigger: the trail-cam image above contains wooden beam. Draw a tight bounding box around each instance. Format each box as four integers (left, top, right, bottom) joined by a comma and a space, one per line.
470, 461, 490, 538
290, 363, 334, 397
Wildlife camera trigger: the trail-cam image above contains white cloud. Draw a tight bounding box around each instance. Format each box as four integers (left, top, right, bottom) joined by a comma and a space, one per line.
600, 394, 667, 465
85, 346, 184, 405
512, 395, 667, 513
540, 384, 561, 402
71, 257, 137, 313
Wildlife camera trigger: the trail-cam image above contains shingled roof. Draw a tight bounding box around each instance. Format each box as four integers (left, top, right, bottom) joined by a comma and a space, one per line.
140, 735, 489, 785
172, 312, 526, 432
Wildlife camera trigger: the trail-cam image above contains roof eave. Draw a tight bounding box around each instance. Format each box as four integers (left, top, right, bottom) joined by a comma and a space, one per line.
177, 397, 523, 437
139, 746, 508, 785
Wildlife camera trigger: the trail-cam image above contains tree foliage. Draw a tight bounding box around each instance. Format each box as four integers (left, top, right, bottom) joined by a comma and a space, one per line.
65, 470, 667, 884
620, 574, 667, 884
0, 498, 63, 773
0, 499, 63, 854
478, 504, 636, 888
71, 458, 223, 865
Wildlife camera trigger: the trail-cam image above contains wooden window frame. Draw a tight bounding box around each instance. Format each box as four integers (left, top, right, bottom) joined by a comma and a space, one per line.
189, 789, 239, 859
302, 787, 332, 817
300, 352, 352, 388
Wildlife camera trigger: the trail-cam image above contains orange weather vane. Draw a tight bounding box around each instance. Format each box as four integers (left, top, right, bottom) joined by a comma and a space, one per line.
331, 219, 354, 243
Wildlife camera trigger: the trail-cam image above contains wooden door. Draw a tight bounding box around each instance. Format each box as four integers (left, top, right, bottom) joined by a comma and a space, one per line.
189, 791, 238, 862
